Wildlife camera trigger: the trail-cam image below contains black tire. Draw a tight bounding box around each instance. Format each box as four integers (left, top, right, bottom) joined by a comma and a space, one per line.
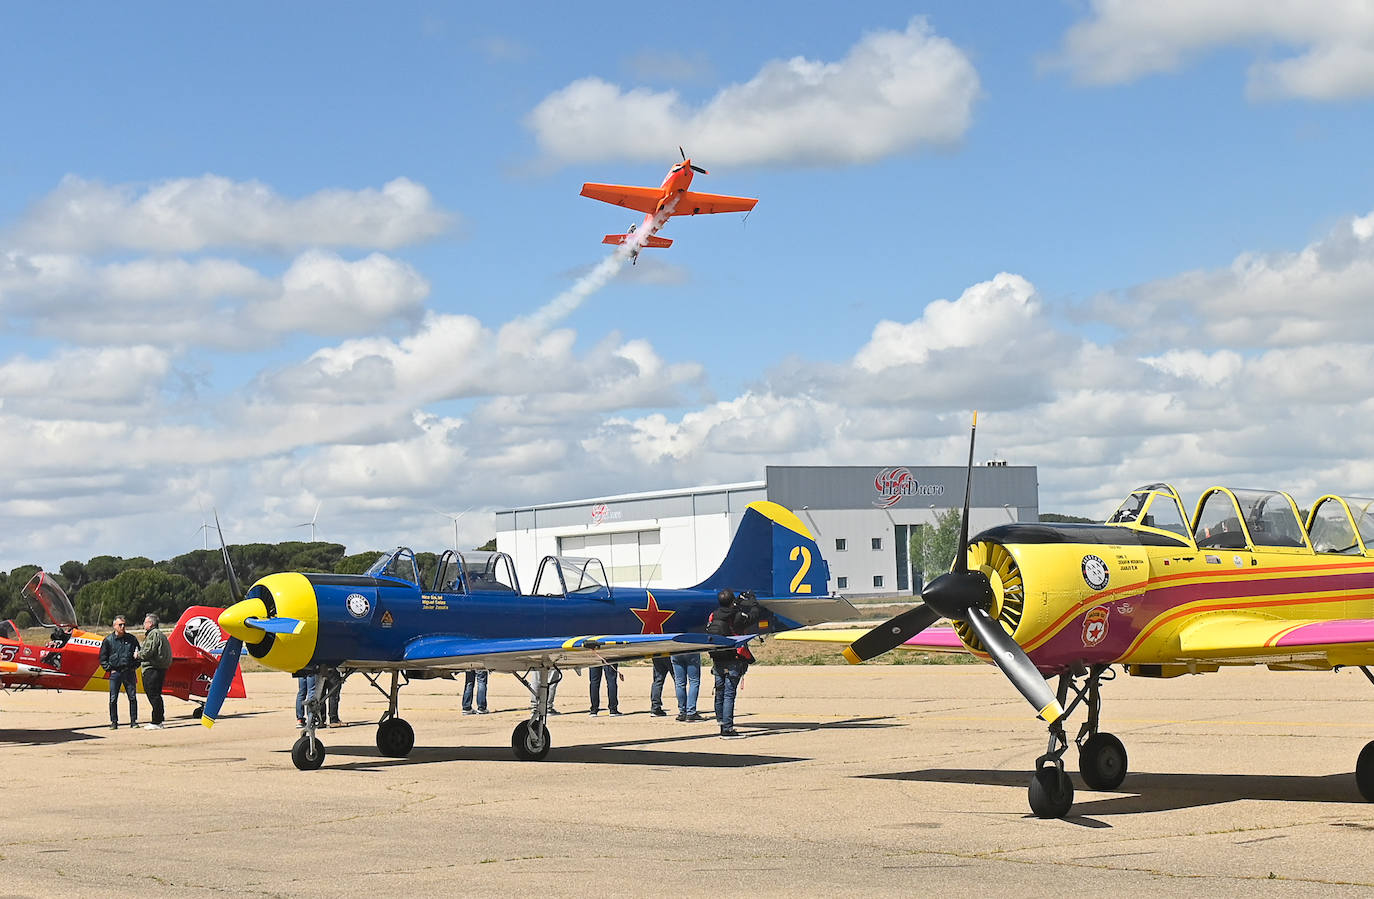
1357, 741, 1374, 802
511, 721, 552, 761
1078, 732, 1128, 791
190, 704, 204, 719
1028, 765, 1074, 819
291, 734, 326, 771
376, 717, 415, 758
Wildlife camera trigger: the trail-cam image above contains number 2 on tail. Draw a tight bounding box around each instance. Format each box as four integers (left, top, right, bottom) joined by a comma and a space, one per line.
789, 546, 813, 594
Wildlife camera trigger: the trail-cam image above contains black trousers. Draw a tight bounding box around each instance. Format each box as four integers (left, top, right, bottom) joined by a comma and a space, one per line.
143, 667, 166, 725
108, 668, 138, 724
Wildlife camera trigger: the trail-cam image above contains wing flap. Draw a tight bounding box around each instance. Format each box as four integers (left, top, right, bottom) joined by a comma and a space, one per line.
365, 632, 750, 673
776, 624, 967, 653
580, 183, 661, 214
674, 190, 757, 216
1178, 616, 1374, 665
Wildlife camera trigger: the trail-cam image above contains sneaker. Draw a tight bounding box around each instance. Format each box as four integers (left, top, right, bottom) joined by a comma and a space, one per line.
588, 710, 599, 716
155, 723, 166, 729
650, 708, 666, 717
609, 710, 623, 717
462, 709, 475, 715
686, 713, 706, 722
328, 720, 343, 728
548, 707, 560, 715
720, 729, 744, 739
296, 719, 305, 730
477, 709, 489, 714
109, 723, 118, 730
675, 714, 686, 721
142, 723, 158, 730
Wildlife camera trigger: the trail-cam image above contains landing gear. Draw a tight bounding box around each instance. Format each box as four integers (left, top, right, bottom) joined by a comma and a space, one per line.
1026, 664, 1126, 817
372, 670, 414, 759
1357, 741, 1374, 802
1029, 765, 1074, 819
292, 733, 326, 770
190, 704, 204, 719
511, 667, 556, 761
377, 716, 415, 757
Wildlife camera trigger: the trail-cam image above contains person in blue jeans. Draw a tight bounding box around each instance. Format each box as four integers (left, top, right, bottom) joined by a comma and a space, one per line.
463, 669, 489, 714
295, 673, 319, 728
670, 652, 702, 721
649, 656, 672, 716
588, 663, 621, 716
98, 615, 140, 729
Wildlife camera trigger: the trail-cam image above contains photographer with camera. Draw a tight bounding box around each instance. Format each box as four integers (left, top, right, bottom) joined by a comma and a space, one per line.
706, 588, 763, 739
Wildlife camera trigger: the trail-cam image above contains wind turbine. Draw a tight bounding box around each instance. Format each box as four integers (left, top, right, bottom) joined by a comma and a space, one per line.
436, 506, 474, 551
194, 504, 214, 550
295, 502, 322, 542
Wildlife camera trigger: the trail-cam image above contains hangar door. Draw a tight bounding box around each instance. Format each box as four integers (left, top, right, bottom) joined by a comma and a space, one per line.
559, 530, 662, 586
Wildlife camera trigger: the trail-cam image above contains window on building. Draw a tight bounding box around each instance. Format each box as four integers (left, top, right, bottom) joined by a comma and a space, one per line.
871, 537, 882, 550
835, 538, 847, 552
837, 576, 848, 589
873, 575, 884, 589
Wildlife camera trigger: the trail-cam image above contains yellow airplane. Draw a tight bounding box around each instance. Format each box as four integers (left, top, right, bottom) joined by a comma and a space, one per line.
781, 416, 1374, 818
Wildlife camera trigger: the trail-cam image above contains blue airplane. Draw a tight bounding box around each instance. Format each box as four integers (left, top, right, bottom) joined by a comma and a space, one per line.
200, 501, 854, 770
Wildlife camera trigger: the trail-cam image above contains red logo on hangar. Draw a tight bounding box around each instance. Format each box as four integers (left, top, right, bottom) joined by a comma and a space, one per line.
873, 468, 944, 508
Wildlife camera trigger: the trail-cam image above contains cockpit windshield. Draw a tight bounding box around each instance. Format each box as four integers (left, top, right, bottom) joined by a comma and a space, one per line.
531, 555, 611, 598
1194, 488, 1307, 550
366, 548, 419, 585
0, 619, 18, 641
432, 550, 521, 594
1106, 484, 1190, 537
1307, 496, 1374, 554
23, 571, 77, 628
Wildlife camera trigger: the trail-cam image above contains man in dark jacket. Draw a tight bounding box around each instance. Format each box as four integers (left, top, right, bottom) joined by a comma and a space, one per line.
707, 590, 752, 739
98, 615, 141, 729
139, 613, 172, 729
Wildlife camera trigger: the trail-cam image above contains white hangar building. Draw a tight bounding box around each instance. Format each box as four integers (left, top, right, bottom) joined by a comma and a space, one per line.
495, 464, 1039, 598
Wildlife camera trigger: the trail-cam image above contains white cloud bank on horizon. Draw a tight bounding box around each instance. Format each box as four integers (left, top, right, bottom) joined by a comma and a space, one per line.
526, 18, 981, 167
1050, 0, 1374, 100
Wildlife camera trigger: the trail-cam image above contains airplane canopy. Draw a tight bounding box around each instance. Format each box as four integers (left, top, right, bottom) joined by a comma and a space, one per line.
1307, 495, 1374, 554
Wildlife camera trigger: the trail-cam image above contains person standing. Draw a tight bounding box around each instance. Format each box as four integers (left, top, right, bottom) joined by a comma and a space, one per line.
588, 663, 622, 716
707, 590, 749, 739
323, 667, 345, 727
98, 615, 140, 729
670, 651, 703, 722
462, 669, 489, 715
295, 673, 319, 728
649, 656, 672, 716
139, 613, 172, 729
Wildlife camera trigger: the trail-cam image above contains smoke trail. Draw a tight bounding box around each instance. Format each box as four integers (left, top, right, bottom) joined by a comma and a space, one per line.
505, 196, 680, 342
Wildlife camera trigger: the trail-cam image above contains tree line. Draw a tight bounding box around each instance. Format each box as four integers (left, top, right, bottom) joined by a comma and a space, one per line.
0, 540, 493, 630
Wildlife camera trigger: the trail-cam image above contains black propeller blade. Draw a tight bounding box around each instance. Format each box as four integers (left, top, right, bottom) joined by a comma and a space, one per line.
843, 413, 1063, 722
679, 145, 708, 174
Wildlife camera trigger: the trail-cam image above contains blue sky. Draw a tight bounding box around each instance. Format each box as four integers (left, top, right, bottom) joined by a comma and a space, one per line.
4, 2, 1374, 568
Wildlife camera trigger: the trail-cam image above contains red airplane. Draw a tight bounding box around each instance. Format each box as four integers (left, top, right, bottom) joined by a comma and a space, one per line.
580, 147, 757, 262
0, 571, 246, 714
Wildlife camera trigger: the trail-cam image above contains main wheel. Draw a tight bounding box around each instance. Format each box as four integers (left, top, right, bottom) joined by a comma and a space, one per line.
1078, 732, 1128, 791
511, 721, 552, 761
376, 717, 415, 758
190, 704, 204, 719
291, 734, 326, 771
1357, 741, 1374, 802
1028, 765, 1074, 818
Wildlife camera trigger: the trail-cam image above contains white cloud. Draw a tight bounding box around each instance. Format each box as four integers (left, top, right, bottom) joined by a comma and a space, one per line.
0, 249, 428, 347
8, 175, 453, 253
1051, 0, 1374, 100
527, 18, 980, 167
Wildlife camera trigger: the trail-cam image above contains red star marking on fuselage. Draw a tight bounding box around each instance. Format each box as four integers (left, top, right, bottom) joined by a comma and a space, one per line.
631, 590, 676, 635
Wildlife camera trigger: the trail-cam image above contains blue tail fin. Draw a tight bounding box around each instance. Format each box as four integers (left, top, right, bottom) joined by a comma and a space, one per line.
693, 501, 829, 597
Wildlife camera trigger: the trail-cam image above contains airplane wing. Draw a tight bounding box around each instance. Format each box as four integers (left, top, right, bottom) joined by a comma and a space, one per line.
345, 632, 752, 672
579, 183, 660, 214
1177, 616, 1374, 665
672, 190, 757, 216
776, 624, 967, 653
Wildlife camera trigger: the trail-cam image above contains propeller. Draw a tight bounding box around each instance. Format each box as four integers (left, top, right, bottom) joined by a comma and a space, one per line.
679, 146, 707, 174
202, 510, 243, 728
844, 413, 1064, 723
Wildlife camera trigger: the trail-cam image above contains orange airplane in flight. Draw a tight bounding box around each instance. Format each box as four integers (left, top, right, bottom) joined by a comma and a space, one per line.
580, 148, 757, 262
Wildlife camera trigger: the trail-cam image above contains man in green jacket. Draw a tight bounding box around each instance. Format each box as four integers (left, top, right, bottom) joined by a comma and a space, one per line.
139, 613, 172, 729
